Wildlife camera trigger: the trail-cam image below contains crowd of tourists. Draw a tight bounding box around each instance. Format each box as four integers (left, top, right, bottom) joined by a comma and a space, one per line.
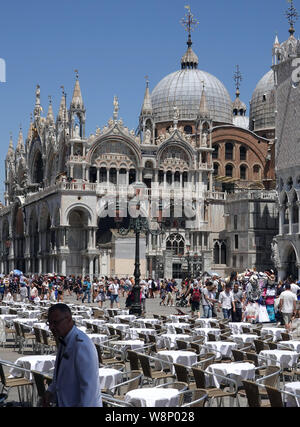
0, 268, 299, 331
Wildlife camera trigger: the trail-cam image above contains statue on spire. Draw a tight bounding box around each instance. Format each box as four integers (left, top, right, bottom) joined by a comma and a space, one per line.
181, 5, 199, 48
233, 65, 242, 96
286, 0, 299, 35
113, 96, 119, 120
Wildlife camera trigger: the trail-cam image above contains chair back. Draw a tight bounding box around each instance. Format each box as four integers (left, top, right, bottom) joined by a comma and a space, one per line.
33, 327, 42, 344
115, 329, 124, 340
209, 321, 218, 328
92, 324, 99, 334
265, 385, 284, 407
187, 389, 208, 407
41, 329, 49, 345
32, 370, 47, 398
174, 363, 190, 383
261, 366, 281, 388
13, 322, 22, 339
232, 349, 245, 362
94, 343, 103, 364
244, 352, 259, 366
191, 367, 206, 389
207, 333, 215, 342
268, 342, 278, 350
127, 350, 140, 370
176, 340, 188, 350
241, 327, 251, 334
137, 354, 152, 379
242, 380, 262, 407
281, 333, 291, 341
108, 327, 116, 336
175, 327, 183, 334
253, 339, 269, 354
145, 323, 153, 329
127, 370, 142, 392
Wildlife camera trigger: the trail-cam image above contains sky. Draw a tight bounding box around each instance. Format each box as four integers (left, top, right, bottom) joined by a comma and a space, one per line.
0, 0, 296, 202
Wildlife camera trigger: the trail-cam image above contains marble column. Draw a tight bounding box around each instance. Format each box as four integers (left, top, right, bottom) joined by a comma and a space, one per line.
278, 205, 285, 236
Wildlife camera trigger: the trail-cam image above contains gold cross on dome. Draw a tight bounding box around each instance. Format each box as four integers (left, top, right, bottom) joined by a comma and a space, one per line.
181, 5, 199, 35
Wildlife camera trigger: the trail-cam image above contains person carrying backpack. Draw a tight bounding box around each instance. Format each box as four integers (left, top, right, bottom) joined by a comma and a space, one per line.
190, 284, 201, 318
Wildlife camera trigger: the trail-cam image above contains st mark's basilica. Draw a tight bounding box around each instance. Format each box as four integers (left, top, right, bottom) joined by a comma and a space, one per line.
1, 6, 299, 281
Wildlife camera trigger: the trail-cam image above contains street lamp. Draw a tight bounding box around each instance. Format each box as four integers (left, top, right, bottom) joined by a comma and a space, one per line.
183, 245, 202, 280
115, 200, 165, 316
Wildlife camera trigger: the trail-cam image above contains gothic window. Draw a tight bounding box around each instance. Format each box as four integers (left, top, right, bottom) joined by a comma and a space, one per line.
166, 233, 185, 255
225, 142, 233, 160
234, 234, 239, 249
213, 242, 220, 264
292, 192, 299, 224
214, 241, 227, 265
32, 151, 44, 184
287, 177, 293, 191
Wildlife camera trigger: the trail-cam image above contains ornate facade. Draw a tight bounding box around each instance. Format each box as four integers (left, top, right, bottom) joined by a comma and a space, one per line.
0, 15, 278, 278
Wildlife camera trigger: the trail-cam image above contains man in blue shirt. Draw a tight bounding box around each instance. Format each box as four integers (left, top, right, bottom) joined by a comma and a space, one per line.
82, 276, 91, 303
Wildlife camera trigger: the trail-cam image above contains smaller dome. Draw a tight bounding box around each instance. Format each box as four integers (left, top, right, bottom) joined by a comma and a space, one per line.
249, 70, 275, 132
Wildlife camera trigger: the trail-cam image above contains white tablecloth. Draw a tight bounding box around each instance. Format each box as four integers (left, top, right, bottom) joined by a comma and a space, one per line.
203, 341, 237, 359
112, 340, 145, 352
0, 314, 18, 321
165, 323, 190, 334
19, 310, 41, 319
158, 334, 192, 350
193, 328, 221, 339
104, 323, 130, 333
124, 387, 180, 407
194, 318, 218, 328
167, 315, 190, 323
228, 322, 255, 335
126, 328, 156, 340
284, 382, 300, 407
9, 318, 39, 328
156, 350, 197, 372
114, 315, 136, 323
259, 350, 299, 369
82, 319, 106, 326
134, 318, 161, 327
278, 341, 300, 353
206, 362, 255, 387
231, 334, 257, 347
9, 355, 56, 380
260, 327, 286, 342
86, 334, 109, 345
99, 368, 123, 391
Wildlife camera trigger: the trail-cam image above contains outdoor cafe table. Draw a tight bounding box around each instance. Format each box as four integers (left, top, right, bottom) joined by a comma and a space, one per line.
99, 367, 123, 391
111, 340, 145, 352
158, 334, 192, 350
165, 323, 190, 334
9, 355, 56, 380
278, 341, 300, 353
86, 334, 109, 345
82, 319, 106, 326
103, 323, 130, 334
259, 349, 299, 369
167, 314, 190, 323
231, 334, 257, 347
260, 327, 286, 342
124, 387, 180, 407
134, 318, 161, 327
194, 318, 219, 328
18, 310, 41, 319
193, 328, 221, 340
228, 322, 256, 335
205, 362, 256, 388
284, 382, 300, 407
203, 341, 238, 359
114, 315, 136, 323
126, 328, 156, 340
9, 318, 39, 327
156, 350, 197, 372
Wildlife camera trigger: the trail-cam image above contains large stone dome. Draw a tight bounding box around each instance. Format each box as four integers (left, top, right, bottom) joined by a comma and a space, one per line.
249, 70, 275, 132
151, 68, 233, 124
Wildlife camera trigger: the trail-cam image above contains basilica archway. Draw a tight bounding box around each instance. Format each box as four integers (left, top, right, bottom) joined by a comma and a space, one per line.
287, 246, 298, 281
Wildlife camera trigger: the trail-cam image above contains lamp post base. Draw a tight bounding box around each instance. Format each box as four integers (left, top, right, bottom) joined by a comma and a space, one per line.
129, 303, 142, 317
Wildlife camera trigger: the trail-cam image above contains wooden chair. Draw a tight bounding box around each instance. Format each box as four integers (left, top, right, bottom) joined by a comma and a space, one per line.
108, 370, 142, 399
31, 370, 52, 406
191, 367, 238, 407
176, 340, 188, 350
253, 339, 269, 354
179, 388, 208, 407
19, 324, 36, 354
95, 343, 124, 367
207, 333, 216, 342
33, 327, 44, 354
137, 353, 174, 386
281, 332, 291, 341
256, 365, 281, 399
126, 350, 141, 371
173, 363, 195, 389
41, 329, 57, 354
232, 349, 245, 362
0, 361, 34, 406
175, 327, 183, 334
241, 380, 270, 407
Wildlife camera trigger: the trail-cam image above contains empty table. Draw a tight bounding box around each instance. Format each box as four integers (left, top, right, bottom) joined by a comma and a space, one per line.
99, 368, 123, 391
195, 318, 218, 328
228, 323, 255, 335
284, 382, 300, 407
134, 318, 161, 327
278, 341, 300, 353
158, 334, 192, 350
165, 323, 190, 334
259, 350, 299, 369
86, 334, 109, 345
193, 328, 221, 340
9, 355, 56, 380
260, 327, 286, 342
167, 315, 190, 323
231, 334, 257, 347
204, 341, 238, 359
112, 340, 145, 352
114, 315, 136, 323
156, 350, 197, 371
206, 362, 256, 388
126, 328, 156, 340
124, 387, 180, 407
